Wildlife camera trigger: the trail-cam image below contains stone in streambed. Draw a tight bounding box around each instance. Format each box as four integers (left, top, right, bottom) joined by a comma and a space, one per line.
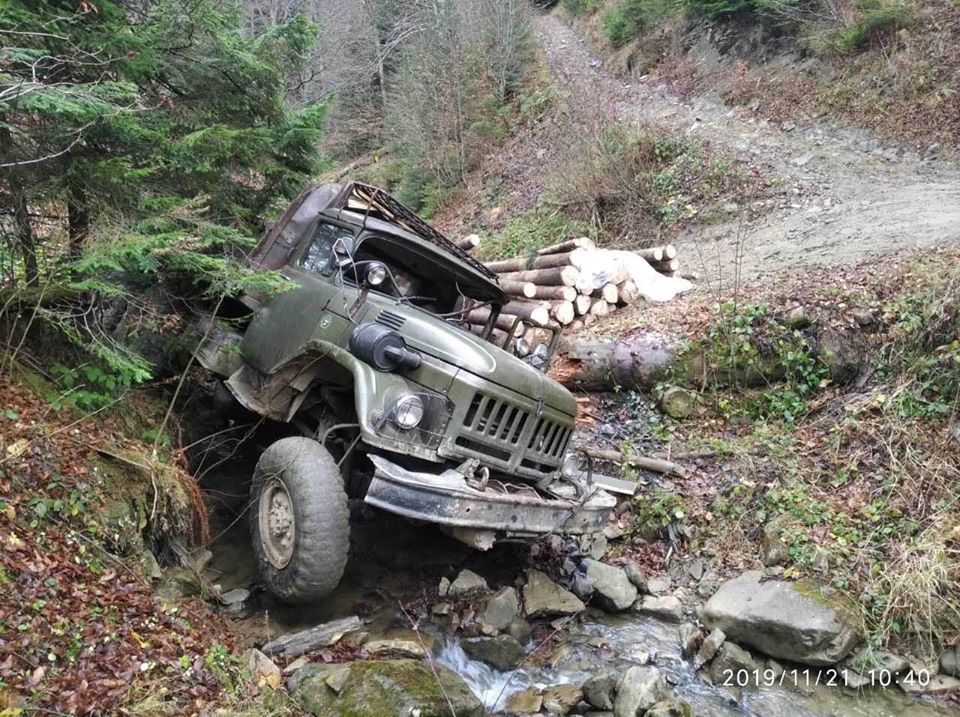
292, 659, 483, 717
583, 673, 618, 710
506, 686, 542, 714
480, 586, 519, 633
542, 683, 583, 715
634, 595, 682, 622
645, 699, 695, 717
702, 571, 860, 665
522, 568, 584, 617
582, 559, 637, 612
448, 569, 488, 598
461, 634, 526, 670
613, 665, 668, 717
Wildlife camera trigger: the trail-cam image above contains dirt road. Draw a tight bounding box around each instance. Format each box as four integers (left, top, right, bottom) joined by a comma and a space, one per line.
535, 14, 960, 285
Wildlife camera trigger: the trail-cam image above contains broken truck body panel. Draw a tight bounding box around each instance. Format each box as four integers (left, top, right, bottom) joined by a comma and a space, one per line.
199, 181, 614, 552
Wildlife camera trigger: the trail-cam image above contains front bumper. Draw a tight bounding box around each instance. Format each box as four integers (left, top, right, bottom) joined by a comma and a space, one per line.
363, 455, 616, 548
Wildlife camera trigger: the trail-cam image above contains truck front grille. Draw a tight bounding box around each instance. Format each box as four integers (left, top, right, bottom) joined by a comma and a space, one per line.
455, 392, 571, 475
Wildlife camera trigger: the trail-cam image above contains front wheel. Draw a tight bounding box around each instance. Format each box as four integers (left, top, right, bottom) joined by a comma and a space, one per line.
250, 437, 350, 602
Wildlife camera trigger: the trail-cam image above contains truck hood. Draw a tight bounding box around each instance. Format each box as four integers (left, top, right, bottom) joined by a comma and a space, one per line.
364, 298, 577, 417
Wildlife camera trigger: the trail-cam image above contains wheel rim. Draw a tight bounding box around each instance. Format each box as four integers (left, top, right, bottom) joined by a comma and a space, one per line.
259, 478, 296, 569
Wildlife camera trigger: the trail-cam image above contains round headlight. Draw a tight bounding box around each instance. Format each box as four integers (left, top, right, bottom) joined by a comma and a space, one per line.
394, 394, 424, 429
560, 452, 580, 478
515, 337, 531, 358
366, 262, 388, 286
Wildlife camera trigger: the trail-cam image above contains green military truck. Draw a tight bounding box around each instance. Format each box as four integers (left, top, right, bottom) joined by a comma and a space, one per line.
196, 181, 615, 602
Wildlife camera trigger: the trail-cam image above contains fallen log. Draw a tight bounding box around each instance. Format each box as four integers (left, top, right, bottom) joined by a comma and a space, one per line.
537, 237, 595, 255
601, 283, 619, 304
637, 246, 664, 262
588, 299, 610, 317
456, 234, 481, 252
502, 300, 550, 326
485, 256, 528, 273
498, 266, 579, 287
261, 615, 363, 660
576, 446, 686, 477
551, 301, 575, 325
500, 280, 537, 299
528, 284, 577, 302
618, 280, 639, 305
550, 335, 681, 391
663, 243, 678, 260
530, 252, 576, 270
574, 294, 593, 316
465, 309, 526, 335
651, 258, 680, 273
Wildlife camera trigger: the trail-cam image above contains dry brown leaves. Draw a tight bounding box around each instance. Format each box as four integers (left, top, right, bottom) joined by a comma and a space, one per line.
0, 377, 234, 715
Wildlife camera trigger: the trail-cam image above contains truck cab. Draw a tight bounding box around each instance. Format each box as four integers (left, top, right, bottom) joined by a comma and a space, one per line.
197, 181, 615, 602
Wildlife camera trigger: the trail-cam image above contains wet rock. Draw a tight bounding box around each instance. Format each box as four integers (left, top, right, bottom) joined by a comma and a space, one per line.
542, 683, 583, 715
364, 629, 434, 659
506, 686, 542, 714
613, 665, 668, 717
940, 645, 960, 677
708, 642, 760, 684
140, 550, 162, 580
695, 628, 725, 668
291, 660, 483, 717
522, 569, 585, 617
432, 602, 451, 617
646, 576, 671, 595
702, 571, 860, 665
583, 673, 618, 710
624, 563, 647, 593
462, 634, 526, 670
645, 699, 694, 717
660, 386, 696, 419
439, 576, 451, 596
678, 623, 700, 657
448, 569, 488, 598
507, 617, 533, 645
480, 587, 519, 634
634, 595, 682, 623
899, 673, 960, 695
582, 560, 638, 612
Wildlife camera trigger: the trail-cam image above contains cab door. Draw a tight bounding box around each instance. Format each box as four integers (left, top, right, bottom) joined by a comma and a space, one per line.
241, 220, 356, 374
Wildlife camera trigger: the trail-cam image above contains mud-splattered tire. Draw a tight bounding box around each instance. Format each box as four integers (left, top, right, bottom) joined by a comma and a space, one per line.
250, 437, 349, 603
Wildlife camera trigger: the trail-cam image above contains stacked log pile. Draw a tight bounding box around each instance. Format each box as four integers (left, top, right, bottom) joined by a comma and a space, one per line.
457, 235, 683, 341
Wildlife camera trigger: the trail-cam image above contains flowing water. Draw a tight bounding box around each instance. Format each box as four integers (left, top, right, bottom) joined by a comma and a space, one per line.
435, 614, 956, 716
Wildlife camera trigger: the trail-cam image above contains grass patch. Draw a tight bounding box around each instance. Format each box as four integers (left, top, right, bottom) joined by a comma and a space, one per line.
477, 205, 593, 260
821, 0, 913, 54
548, 123, 757, 241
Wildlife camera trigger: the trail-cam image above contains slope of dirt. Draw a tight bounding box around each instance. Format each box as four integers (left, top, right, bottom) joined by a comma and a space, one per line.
532, 13, 960, 285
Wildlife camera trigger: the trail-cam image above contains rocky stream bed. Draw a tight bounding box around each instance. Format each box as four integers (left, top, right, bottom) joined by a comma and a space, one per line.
180, 486, 959, 717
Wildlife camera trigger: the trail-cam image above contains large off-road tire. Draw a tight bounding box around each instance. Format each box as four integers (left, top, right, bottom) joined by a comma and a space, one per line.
250, 437, 350, 602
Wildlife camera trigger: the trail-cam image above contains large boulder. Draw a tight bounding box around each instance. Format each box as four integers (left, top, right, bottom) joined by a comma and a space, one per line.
702, 571, 860, 666
292, 660, 483, 717
522, 569, 585, 617
613, 665, 668, 717
582, 559, 638, 612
